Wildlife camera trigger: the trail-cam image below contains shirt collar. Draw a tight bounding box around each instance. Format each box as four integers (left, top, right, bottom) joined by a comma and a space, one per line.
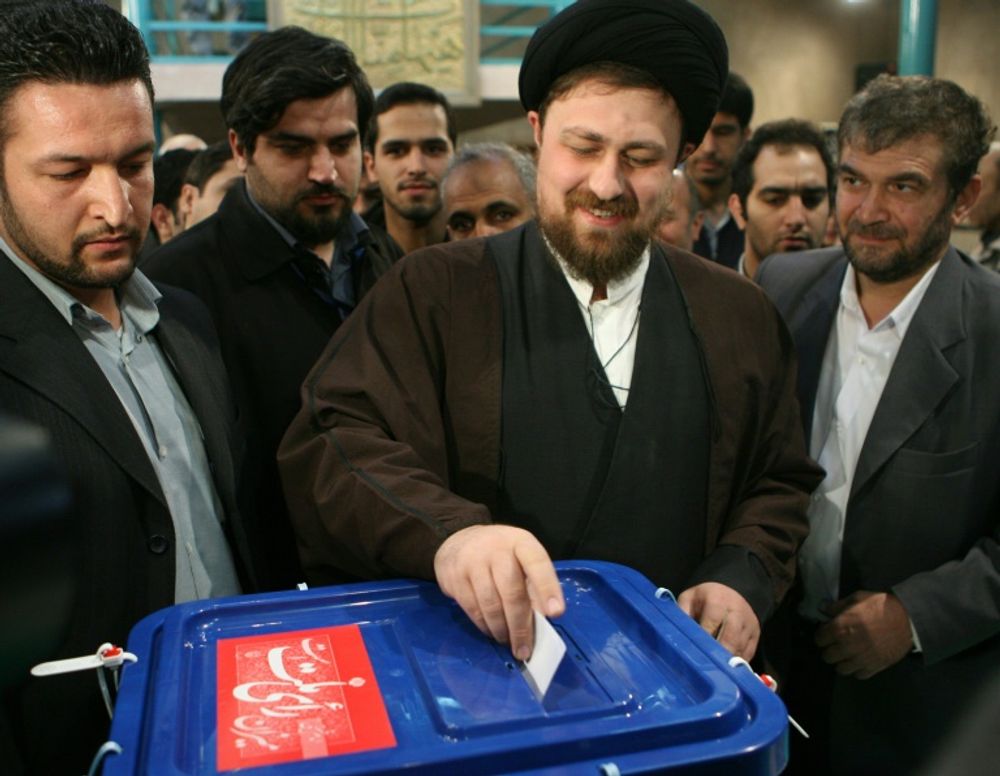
244, 179, 369, 259
839, 258, 941, 339
1, 233, 161, 331
542, 232, 651, 309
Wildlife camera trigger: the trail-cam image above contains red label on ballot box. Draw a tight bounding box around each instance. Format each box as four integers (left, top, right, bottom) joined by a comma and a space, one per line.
216, 625, 396, 771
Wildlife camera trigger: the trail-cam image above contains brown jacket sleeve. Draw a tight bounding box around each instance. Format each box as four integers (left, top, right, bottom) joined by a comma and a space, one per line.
667, 247, 823, 617
278, 242, 502, 585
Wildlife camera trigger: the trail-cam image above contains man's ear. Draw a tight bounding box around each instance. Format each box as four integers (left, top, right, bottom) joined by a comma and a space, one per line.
527, 111, 543, 149
177, 183, 198, 229
952, 173, 983, 225
229, 128, 249, 173
150, 203, 177, 244
363, 150, 377, 182
729, 192, 747, 229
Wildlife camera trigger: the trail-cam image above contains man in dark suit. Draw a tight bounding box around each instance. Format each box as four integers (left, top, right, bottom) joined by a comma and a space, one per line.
146, 28, 401, 591
757, 75, 1000, 775
0, 3, 257, 772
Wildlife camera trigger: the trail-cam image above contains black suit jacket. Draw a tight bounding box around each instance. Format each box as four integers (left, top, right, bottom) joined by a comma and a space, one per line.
0, 251, 256, 774
144, 183, 400, 590
758, 246, 1000, 773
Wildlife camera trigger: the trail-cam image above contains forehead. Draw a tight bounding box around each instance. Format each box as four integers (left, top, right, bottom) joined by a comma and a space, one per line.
751, 144, 828, 185
840, 133, 946, 181
543, 79, 682, 151
709, 112, 741, 131
270, 88, 359, 135
446, 158, 526, 201
376, 102, 449, 141
3, 79, 153, 158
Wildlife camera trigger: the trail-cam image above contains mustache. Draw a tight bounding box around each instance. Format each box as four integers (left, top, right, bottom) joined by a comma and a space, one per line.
296, 184, 350, 202
846, 221, 905, 241
73, 225, 141, 248
565, 190, 638, 219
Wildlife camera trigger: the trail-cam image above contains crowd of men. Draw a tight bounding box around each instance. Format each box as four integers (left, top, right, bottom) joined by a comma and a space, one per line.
1, 1, 999, 775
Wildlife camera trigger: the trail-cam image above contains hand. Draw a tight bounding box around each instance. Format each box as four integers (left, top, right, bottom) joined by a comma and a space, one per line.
815, 591, 913, 679
678, 582, 760, 660
433, 524, 565, 661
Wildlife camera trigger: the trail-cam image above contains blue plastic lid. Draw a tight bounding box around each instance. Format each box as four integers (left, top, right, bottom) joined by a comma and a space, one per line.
104, 561, 788, 774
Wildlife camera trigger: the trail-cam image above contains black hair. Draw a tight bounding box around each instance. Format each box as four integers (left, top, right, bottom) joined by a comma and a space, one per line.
731, 118, 835, 211
0, 0, 153, 147
718, 72, 753, 129
839, 74, 996, 199
365, 81, 457, 152
184, 141, 235, 191
221, 26, 373, 156
153, 148, 197, 216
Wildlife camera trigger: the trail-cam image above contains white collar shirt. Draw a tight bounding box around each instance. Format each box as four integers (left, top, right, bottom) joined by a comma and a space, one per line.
548, 239, 650, 409
799, 259, 941, 621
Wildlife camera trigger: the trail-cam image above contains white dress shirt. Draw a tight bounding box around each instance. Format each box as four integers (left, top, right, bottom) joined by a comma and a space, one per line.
548, 242, 650, 409
800, 260, 941, 623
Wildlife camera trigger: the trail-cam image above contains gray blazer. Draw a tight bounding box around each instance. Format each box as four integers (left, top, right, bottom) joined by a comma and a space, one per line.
758, 246, 1000, 771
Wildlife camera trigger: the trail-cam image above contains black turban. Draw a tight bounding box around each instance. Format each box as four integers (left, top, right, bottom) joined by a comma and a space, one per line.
519, 0, 729, 149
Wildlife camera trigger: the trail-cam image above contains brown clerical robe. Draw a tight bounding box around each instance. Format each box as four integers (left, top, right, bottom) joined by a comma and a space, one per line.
278, 222, 822, 618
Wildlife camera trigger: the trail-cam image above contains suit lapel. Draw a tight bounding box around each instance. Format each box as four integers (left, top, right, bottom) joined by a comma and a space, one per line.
154, 305, 236, 504
850, 249, 966, 497
0, 255, 166, 506
789, 259, 844, 437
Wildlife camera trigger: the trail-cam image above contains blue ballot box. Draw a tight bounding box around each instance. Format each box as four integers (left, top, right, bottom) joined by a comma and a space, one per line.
102, 561, 789, 774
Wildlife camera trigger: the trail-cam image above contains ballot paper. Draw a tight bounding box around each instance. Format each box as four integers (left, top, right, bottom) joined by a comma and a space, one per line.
519, 611, 567, 701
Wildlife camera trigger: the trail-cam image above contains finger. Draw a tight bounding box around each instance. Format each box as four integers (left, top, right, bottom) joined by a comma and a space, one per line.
814, 622, 837, 648
492, 553, 535, 661
470, 567, 510, 645
446, 577, 491, 638
819, 641, 854, 666
514, 539, 564, 618
823, 595, 857, 618
676, 589, 699, 618
721, 615, 760, 661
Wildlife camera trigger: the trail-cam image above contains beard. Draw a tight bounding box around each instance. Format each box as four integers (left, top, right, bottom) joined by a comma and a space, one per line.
0, 185, 138, 289
840, 205, 953, 284
270, 184, 353, 246
247, 166, 353, 247
540, 188, 658, 288
386, 184, 442, 224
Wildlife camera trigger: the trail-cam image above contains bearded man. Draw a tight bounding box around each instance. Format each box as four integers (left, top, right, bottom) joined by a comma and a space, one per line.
146, 28, 401, 591
279, 0, 821, 664
757, 75, 999, 775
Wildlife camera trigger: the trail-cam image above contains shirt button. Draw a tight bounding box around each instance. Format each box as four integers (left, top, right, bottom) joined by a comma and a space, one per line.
148, 534, 169, 554
158, 445, 167, 459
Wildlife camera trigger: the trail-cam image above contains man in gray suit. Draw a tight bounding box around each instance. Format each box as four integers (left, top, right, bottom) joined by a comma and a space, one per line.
757, 75, 999, 775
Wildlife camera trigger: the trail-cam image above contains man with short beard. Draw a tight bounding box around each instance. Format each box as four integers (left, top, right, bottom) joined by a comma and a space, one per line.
0, 3, 258, 770
146, 28, 401, 591
280, 0, 821, 666
757, 75, 999, 776
363, 82, 456, 254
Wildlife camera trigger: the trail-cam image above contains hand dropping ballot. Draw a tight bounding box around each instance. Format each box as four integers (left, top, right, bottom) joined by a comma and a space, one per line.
518, 610, 567, 701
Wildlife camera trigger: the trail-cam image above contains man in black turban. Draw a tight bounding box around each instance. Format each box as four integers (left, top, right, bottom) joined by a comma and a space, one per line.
279, 0, 821, 667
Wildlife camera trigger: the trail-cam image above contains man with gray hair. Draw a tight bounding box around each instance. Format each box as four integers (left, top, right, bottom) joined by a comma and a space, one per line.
443, 142, 536, 240
758, 75, 999, 775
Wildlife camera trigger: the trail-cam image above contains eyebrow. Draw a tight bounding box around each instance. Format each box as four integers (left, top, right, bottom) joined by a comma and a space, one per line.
39, 140, 155, 165
838, 162, 928, 186
267, 129, 358, 145
759, 185, 829, 195
560, 127, 666, 153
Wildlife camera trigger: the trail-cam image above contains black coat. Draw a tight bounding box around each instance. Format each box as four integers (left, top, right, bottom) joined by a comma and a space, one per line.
0, 252, 256, 774
145, 183, 401, 590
